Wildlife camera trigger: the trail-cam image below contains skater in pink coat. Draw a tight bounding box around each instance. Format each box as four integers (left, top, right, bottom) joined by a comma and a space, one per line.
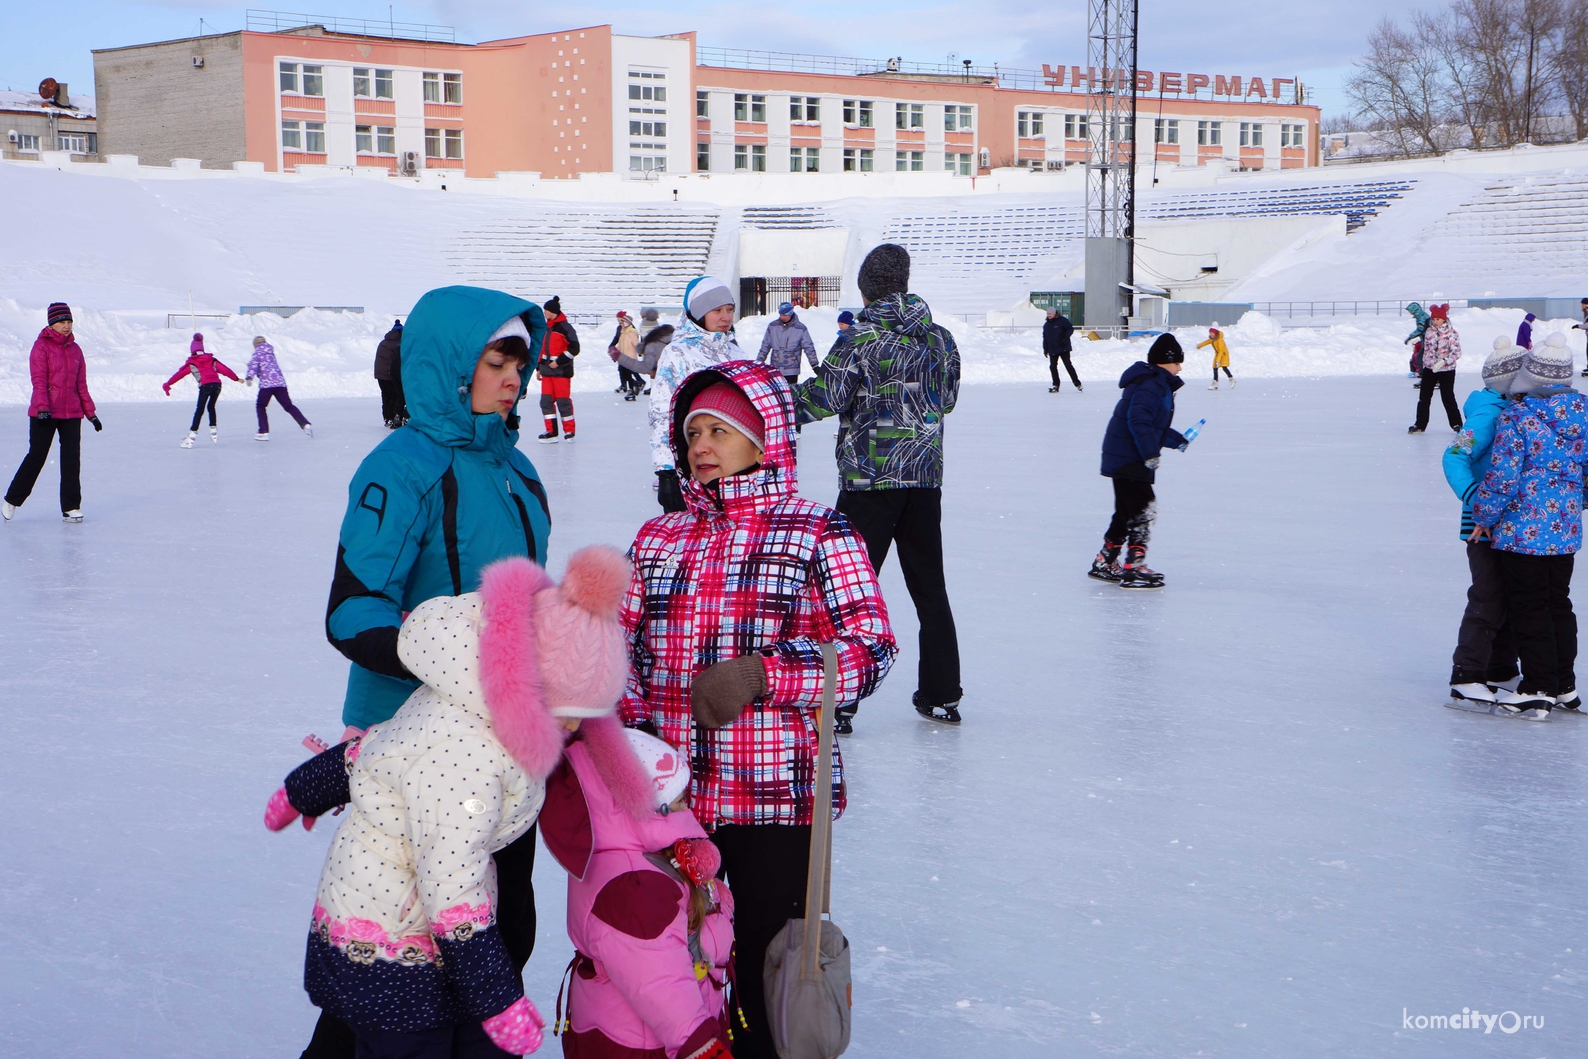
540, 724, 734, 1059
163, 333, 241, 446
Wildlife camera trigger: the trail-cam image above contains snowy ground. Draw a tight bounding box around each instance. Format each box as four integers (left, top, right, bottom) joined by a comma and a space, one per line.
3, 376, 1587, 1057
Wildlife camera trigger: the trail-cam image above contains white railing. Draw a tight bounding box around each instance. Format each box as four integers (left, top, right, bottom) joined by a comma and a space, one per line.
245, 9, 455, 42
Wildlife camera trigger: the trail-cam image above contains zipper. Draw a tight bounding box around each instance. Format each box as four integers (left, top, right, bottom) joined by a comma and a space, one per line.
506, 477, 537, 560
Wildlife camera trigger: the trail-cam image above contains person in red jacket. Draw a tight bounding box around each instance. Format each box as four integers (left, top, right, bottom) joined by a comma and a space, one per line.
4, 302, 102, 523
536, 295, 580, 443
163, 332, 241, 447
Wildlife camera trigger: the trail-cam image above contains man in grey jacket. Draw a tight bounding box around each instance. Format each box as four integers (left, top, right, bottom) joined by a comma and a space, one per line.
756, 301, 819, 385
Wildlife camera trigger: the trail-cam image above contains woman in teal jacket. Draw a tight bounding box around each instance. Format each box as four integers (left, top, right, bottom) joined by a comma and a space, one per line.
307, 285, 552, 1059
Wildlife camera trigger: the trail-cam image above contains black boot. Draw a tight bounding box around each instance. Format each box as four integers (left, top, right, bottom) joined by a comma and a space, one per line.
1088, 542, 1124, 582
1120, 545, 1165, 589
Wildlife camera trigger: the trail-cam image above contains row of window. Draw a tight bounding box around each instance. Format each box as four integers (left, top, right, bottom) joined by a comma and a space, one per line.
12, 133, 95, 153
278, 62, 462, 103
281, 120, 462, 159
694, 144, 977, 174
629, 72, 668, 104
710, 93, 972, 131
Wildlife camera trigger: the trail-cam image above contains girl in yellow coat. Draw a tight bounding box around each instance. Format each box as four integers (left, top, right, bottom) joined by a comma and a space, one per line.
1198, 324, 1235, 390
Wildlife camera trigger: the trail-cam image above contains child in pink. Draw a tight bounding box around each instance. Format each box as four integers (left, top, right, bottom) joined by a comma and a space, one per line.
540, 725, 734, 1059
163, 332, 241, 445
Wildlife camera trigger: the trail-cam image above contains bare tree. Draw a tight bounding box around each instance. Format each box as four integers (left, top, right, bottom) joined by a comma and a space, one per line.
1420, 9, 1491, 147
1549, 0, 1588, 140
1346, 18, 1447, 156
1454, 0, 1563, 145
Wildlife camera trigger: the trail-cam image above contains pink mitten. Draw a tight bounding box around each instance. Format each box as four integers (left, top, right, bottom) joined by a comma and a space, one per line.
482, 996, 544, 1055
264, 787, 299, 831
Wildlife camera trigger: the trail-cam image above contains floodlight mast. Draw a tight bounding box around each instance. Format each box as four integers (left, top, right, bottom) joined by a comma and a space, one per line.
1083, 0, 1139, 329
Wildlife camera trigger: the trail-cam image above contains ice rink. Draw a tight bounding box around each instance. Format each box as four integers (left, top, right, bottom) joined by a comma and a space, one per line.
2, 374, 1585, 1057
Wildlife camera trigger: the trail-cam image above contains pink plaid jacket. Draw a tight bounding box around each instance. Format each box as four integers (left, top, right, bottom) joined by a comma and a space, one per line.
620, 360, 897, 828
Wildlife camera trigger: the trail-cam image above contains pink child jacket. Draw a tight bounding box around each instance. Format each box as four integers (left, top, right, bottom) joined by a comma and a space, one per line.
164, 340, 241, 389
28, 326, 96, 419
541, 723, 734, 1059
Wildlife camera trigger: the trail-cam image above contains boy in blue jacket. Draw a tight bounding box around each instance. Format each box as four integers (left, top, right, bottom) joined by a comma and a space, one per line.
1442, 338, 1524, 705
1089, 333, 1188, 589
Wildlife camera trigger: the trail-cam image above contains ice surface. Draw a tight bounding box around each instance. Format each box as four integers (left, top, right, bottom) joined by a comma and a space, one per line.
3, 375, 1586, 1057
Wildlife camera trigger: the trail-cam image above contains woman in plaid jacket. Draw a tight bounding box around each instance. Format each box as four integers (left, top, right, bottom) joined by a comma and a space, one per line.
620, 358, 896, 1059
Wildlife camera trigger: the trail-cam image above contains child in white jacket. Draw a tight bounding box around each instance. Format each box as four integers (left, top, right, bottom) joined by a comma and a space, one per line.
266, 546, 631, 1058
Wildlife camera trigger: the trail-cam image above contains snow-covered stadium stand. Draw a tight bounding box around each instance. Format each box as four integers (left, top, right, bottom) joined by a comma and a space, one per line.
1141, 178, 1416, 233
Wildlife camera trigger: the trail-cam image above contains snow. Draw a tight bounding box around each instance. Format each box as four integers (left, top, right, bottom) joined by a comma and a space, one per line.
4, 378, 1588, 1056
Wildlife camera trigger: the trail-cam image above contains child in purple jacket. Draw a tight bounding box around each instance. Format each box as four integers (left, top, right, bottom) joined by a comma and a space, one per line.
245, 336, 313, 440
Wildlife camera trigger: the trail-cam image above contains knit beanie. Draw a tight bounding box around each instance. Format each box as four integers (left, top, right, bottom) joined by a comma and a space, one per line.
542, 296, 562, 317
684, 275, 735, 323
641, 307, 659, 323
837, 311, 855, 325
777, 301, 794, 315
1515, 334, 1575, 394
622, 728, 691, 809
191, 333, 205, 353
1428, 303, 1449, 322
857, 243, 911, 304
1147, 333, 1184, 364
1482, 335, 1524, 394
47, 302, 72, 325
683, 380, 765, 450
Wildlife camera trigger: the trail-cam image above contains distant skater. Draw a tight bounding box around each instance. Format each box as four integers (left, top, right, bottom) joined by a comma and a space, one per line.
537, 296, 580, 442
1198, 323, 1235, 390
1409, 305, 1462, 435
1043, 307, 1081, 392
245, 336, 313, 440
4, 302, 101, 524
373, 319, 406, 428
1405, 301, 1430, 387
164, 333, 241, 447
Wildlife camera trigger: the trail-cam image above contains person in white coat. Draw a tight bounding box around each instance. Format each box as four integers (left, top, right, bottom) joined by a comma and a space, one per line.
265, 546, 631, 1059
648, 275, 742, 512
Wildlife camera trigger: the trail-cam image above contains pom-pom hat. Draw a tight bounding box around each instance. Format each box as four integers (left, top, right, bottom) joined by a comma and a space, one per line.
1483, 335, 1524, 393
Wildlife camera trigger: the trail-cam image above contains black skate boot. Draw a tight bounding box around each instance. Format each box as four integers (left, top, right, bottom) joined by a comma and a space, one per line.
1119, 546, 1165, 589
1088, 542, 1124, 583
834, 705, 856, 735
913, 692, 961, 725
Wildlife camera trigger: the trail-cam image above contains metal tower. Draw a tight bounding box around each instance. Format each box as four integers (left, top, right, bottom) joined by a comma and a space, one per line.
1082, 0, 1139, 329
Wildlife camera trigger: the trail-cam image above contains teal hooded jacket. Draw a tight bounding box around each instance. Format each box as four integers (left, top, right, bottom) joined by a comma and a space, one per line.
327, 286, 552, 729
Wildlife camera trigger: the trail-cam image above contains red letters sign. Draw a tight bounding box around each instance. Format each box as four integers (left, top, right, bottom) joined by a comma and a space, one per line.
1041, 64, 1299, 103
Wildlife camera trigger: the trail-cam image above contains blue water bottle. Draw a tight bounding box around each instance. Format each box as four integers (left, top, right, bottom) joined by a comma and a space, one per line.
1178, 418, 1206, 450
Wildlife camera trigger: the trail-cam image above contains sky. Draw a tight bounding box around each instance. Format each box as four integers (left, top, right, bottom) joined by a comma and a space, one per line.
0, 0, 1372, 118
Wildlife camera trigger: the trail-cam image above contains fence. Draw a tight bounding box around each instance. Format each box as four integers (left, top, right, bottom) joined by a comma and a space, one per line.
245, 9, 455, 42
1252, 300, 1469, 318
167, 313, 231, 328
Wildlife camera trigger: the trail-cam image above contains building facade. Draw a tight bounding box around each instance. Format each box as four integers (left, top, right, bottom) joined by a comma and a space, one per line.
1, 87, 98, 162
92, 19, 1317, 177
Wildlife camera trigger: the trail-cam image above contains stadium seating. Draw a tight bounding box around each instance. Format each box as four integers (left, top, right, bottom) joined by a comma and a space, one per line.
445, 205, 720, 315
741, 205, 838, 229
1140, 178, 1416, 232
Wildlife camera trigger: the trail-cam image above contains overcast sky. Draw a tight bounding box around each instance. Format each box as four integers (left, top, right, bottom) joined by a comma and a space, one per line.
1, 0, 1379, 116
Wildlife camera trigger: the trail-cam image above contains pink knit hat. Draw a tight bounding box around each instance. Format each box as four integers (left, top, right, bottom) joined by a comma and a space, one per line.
684, 380, 765, 450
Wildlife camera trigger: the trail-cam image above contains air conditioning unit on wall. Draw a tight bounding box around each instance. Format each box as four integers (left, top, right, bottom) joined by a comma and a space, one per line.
400, 150, 419, 176
979, 147, 990, 168
192, 56, 205, 68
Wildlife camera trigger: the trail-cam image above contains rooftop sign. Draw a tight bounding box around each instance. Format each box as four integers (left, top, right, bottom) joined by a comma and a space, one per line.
1042, 65, 1302, 104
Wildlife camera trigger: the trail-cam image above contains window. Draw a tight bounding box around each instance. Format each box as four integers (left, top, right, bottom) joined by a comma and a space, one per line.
627, 72, 667, 102
304, 121, 325, 153
57, 133, 92, 153
278, 62, 299, 93
376, 126, 395, 154
895, 102, 924, 129
353, 68, 371, 97
425, 127, 442, 158
945, 105, 973, 131
895, 149, 924, 171
281, 120, 301, 150
17, 133, 40, 152
1017, 111, 1044, 137
735, 144, 749, 170
375, 69, 393, 99
697, 142, 710, 170
791, 146, 819, 172
944, 151, 973, 175
356, 125, 373, 153
302, 65, 323, 97
1281, 122, 1305, 147
443, 73, 462, 104
1154, 118, 1180, 144
790, 95, 820, 122
844, 99, 874, 127
445, 129, 463, 159
733, 93, 766, 121
842, 147, 874, 171
697, 90, 709, 117
1198, 120, 1222, 146
1064, 113, 1089, 139
1239, 122, 1263, 147
424, 72, 441, 103
628, 121, 667, 137
751, 144, 766, 171
629, 154, 666, 172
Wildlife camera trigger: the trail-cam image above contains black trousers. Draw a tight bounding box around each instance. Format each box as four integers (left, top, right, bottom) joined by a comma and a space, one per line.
835, 487, 963, 706
712, 824, 811, 1059
1104, 477, 1155, 549
6, 416, 81, 513
1452, 538, 1519, 683
1047, 352, 1081, 389
617, 366, 643, 394
1497, 551, 1577, 696
190, 382, 222, 431
300, 826, 537, 1059
378, 377, 407, 424
1415, 369, 1461, 430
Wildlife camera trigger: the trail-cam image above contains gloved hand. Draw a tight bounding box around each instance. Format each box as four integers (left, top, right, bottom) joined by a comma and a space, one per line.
482, 996, 545, 1055
264, 786, 307, 831
162, 383, 171, 396
89, 416, 102, 432
36, 411, 50, 421
691, 655, 767, 729
1145, 456, 1161, 470
656, 468, 685, 513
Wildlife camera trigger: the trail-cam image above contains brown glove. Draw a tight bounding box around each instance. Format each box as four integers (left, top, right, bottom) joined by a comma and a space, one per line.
691, 655, 767, 729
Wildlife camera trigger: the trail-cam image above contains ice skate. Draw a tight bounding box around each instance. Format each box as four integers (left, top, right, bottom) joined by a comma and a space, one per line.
624, 393, 638, 402
180, 431, 197, 448
537, 430, 560, 444
255, 432, 270, 441
1227, 377, 1236, 387
1208, 381, 1219, 390
913, 692, 961, 725
1088, 545, 1124, 583
2, 501, 13, 521
1450, 682, 1497, 704
62, 509, 82, 523
834, 706, 856, 735
1407, 425, 1425, 434
1488, 675, 1522, 693
302, 424, 314, 438
1556, 689, 1581, 713
1120, 565, 1166, 589
210, 428, 219, 444
1049, 385, 1061, 393
562, 430, 576, 443
1493, 689, 1553, 720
